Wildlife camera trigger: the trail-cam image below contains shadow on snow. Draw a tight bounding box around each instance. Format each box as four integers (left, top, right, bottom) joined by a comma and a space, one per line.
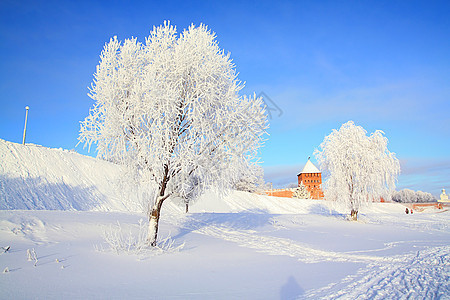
0, 175, 107, 211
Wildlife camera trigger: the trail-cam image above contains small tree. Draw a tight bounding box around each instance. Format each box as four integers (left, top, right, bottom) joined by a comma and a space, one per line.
292, 182, 310, 199
79, 22, 268, 246
314, 121, 400, 220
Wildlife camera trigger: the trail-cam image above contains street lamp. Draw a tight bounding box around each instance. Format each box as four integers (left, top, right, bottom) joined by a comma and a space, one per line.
22, 106, 29, 145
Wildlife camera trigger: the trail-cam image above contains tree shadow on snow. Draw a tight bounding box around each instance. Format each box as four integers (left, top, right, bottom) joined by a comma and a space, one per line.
173, 210, 274, 240
308, 203, 346, 220
0, 175, 107, 211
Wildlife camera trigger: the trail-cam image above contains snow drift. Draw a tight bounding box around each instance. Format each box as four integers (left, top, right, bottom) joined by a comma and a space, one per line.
0, 139, 132, 211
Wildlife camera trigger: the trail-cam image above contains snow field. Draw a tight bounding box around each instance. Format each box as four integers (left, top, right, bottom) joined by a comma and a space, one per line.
1, 139, 449, 299
1, 207, 448, 299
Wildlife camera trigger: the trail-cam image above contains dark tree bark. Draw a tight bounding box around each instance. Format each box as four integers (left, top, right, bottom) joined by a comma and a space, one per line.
148, 165, 171, 246
148, 193, 170, 246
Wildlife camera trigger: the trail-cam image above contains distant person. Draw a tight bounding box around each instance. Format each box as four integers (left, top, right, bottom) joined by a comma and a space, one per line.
405, 208, 409, 214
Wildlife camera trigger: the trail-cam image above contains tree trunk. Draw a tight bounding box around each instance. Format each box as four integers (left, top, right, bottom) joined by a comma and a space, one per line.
147, 194, 170, 246
148, 164, 171, 246
185, 202, 189, 213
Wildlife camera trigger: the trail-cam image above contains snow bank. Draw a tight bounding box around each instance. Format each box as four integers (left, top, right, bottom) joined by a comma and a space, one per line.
1, 139, 415, 216
0, 139, 133, 211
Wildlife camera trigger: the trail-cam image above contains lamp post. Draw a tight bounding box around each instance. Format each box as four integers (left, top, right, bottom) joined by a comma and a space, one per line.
22, 106, 29, 145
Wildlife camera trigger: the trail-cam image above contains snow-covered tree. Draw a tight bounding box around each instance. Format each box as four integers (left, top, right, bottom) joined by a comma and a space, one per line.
234, 165, 265, 193
314, 121, 400, 220
79, 22, 268, 246
392, 189, 435, 203
416, 190, 435, 203
292, 182, 310, 199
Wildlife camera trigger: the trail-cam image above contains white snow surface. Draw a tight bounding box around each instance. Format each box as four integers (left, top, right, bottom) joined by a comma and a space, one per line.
0, 139, 131, 211
1, 139, 449, 299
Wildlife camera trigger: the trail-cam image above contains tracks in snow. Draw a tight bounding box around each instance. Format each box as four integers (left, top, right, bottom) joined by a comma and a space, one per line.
181, 217, 404, 264
180, 214, 449, 299
302, 245, 450, 299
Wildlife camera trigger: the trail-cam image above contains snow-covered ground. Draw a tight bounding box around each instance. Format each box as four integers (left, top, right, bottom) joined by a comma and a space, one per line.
1, 139, 449, 299
0, 139, 133, 211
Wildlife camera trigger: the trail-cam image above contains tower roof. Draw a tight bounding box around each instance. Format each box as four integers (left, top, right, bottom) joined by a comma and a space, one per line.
298, 158, 320, 175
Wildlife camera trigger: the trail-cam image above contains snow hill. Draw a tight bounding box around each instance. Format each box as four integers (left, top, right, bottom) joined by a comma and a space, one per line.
1, 138, 370, 215
0, 139, 132, 211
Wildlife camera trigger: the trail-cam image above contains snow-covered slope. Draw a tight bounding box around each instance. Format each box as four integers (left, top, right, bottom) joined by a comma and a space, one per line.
0, 139, 132, 211
0, 138, 428, 216
0, 139, 343, 214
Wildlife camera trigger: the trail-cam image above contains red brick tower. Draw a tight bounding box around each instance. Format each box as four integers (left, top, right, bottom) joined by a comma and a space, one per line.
297, 158, 324, 199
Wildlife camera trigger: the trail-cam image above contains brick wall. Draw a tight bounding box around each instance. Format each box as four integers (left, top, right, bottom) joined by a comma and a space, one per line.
264, 189, 294, 198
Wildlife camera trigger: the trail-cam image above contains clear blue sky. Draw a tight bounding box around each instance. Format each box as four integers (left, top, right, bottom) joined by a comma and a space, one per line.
1, 0, 449, 196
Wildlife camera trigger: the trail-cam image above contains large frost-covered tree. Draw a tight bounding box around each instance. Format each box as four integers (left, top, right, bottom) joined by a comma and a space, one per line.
79, 22, 268, 246
314, 121, 400, 220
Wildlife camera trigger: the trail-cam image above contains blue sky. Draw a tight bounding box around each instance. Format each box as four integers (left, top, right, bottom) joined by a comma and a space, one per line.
1, 0, 449, 196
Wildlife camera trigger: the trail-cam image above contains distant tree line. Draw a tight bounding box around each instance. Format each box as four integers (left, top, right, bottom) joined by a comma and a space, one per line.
391, 189, 436, 203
